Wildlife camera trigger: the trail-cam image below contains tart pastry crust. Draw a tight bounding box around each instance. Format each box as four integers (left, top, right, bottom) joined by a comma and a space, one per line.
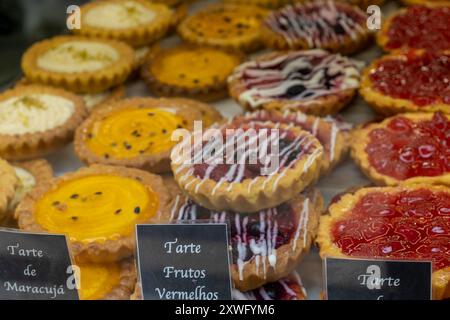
22, 36, 135, 94
171, 120, 324, 212
177, 3, 269, 53
228, 50, 361, 116
76, 257, 136, 300
0, 159, 19, 222
74, 0, 175, 48
317, 184, 450, 300
261, 0, 370, 55
141, 44, 243, 102
171, 189, 322, 291
232, 272, 307, 300
377, 4, 450, 52
75, 97, 211, 173
16, 164, 170, 263
351, 112, 450, 186
360, 51, 450, 115
232, 110, 351, 174
0, 85, 87, 161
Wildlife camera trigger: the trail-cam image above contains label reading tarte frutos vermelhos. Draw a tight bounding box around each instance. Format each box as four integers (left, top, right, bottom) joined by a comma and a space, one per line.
324, 257, 432, 300
0, 229, 79, 300
136, 223, 232, 300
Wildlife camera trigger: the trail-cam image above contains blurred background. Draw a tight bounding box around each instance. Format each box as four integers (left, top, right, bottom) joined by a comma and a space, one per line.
0, 0, 88, 88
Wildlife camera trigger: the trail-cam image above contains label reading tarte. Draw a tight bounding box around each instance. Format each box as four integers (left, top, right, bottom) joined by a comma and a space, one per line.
0, 230, 79, 300
136, 223, 232, 300
324, 257, 432, 300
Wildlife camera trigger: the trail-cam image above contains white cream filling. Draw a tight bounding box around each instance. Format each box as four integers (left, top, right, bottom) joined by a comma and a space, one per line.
83, 1, 156, 29
37, 42, 119, 73
0, 94, 75, 135
81, 91, 110, 110
9, 167, 36, 210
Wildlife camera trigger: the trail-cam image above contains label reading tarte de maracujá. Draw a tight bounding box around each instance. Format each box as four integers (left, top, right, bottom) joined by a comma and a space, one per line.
0, 229, 79, 300
136, 223, 232, 300
324, 257, 432, 300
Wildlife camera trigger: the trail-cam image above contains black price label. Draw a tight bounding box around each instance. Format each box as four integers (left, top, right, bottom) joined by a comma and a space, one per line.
325, 257, 432, 300
0, 229, 79, 300
136, 223, 232, 300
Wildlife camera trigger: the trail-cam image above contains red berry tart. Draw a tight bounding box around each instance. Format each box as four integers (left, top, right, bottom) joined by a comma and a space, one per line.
261, 0, 370, 54
317, 184, 450, 300
351, 112, 450, 186
232, 272, 307, 300
231, 110, 352, 174
378, 4, 450, 52
171, 120, 324, 212
360, 50, 450, 115
172, 189, 322, 291
228, 50, 362, 116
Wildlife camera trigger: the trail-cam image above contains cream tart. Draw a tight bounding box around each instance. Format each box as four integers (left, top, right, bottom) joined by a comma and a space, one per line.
351, 112, 450, 186
76, 258, 136, 300
75, 97, 213, 173
232, 273, 307, 300
2, 159, 53, 228
73, 0, 175, 48
171, 119, 324, 212
360, 51, 450, 115
317, 184, 450, 300
228, 50, 362, 116
0, 158, 19, 223
177, 3, 269, 53
141, 44, 243, 102
16, 165, 169, 263
377, 4, 450, 52
22, 36, 135, 94
262, 0, 370, 55
0, 85, 87, 161
233, 110, 351, 174
172, 189, 322, 291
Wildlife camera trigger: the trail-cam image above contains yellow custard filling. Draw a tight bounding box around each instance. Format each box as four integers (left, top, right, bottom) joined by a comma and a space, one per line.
34, 174, 158, 243
151, 48, 240, 88
86, 108, 188, 159
77, 261, 121, 300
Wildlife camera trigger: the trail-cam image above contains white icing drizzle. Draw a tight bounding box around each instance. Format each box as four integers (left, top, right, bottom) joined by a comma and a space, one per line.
265, 0, 366, 47
175, 196, 311, 282
229, 49, 361, 109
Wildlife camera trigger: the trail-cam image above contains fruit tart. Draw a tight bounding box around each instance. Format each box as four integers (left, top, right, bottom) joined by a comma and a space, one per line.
177, 3, 269, 53
171, 119, 324, 212
16, 165, 169, 262
0, 85, 87, 160
377, 4, 450, 52
75, 97, 218, 173
73, 0, 175, 48
2, 159, 53, 228
232, 272, 307, 300
0, 158, 19, 224
351, 112, 450, 186
228, 50, 362, 116
76, 258, 136, 300
317, 184, 450, 300
262, 0, 370, 54
141, 44, 243, 102
232, 110, 352, 174
22, 35, 134, 93
360, 51, 450, 115
172, 188, 322, 291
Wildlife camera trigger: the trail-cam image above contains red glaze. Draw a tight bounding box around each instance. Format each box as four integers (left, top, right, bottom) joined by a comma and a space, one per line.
331, 188, 450, 271
177, 200, 298, 264
369, 52, 450, 106
385, 5, 450, 52
365, 112, 450, 180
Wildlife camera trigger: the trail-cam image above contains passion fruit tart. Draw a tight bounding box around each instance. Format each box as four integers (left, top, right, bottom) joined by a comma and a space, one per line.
16, 165, 170, 262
